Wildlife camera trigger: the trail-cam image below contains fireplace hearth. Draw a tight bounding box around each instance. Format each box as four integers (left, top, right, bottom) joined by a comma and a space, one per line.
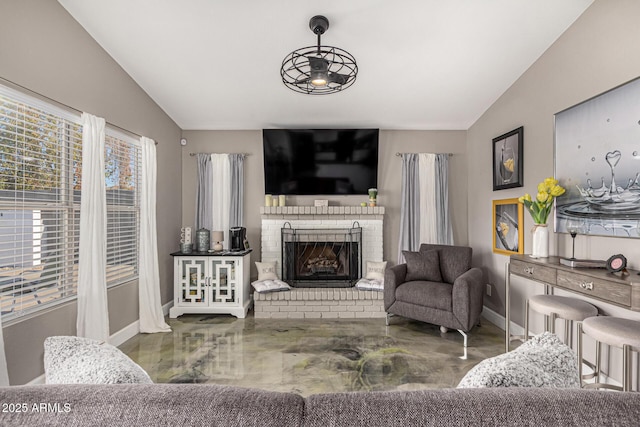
281, 223, 362, 287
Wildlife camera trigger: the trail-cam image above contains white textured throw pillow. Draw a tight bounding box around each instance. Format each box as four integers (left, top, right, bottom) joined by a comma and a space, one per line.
44, 336, 153, 384
255, 261, 278, 280
457, 332, 580, 388
251, 279, 291, 293
355, 278, 384, 291
365, 261, 387, 280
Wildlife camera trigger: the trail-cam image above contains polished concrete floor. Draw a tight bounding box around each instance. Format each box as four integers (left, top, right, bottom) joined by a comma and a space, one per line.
119, 314, 505, 396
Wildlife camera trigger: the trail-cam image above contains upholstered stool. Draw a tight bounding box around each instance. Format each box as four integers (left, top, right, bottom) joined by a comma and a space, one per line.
524, 295, 598, 344
577, 316, 640, 391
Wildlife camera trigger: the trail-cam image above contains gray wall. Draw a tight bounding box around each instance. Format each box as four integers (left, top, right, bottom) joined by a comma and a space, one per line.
467, 0, 640, 383
180, 130, 468, 275
0, 0, 182, 384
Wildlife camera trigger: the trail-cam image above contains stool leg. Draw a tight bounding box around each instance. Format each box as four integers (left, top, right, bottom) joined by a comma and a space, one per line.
595, 340, 601, 384
524, 299, 529, 341
623, 344, 631, 392
550, 313, 557, 334
577, 322, 583, 387
565, 319, 571, 346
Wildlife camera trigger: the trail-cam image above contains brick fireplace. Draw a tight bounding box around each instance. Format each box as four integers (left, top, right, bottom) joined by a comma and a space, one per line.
256, 206, 385, 318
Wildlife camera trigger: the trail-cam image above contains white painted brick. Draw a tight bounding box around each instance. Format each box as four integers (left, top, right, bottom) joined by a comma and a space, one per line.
304, 312, 322, 318
355, 312, 385, 318
270, 312, 290, 319
280, 306, 299, 312
262, 305, 282, 312
348, 306, 365, 312
338, 312, 355, 318
254, 312, 271, 319
287, 312, 305, 319
321, 312, 340, 318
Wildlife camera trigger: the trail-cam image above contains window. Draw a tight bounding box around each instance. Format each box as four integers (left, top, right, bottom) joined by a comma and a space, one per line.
105, 133, 141, 286
0, 84, 140, 321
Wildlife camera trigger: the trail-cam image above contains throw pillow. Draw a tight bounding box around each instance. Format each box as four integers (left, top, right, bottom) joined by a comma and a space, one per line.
355, 278, 384, 291
364, 261, 387, 281
456, 332, 580, 388
255, 261, 278, 280
251, 279, 291, 293
402, 250, 442, 282
44, 336, 153, 384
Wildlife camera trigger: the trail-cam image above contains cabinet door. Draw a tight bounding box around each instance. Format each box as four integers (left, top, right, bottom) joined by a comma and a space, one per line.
177, 258, 208, 306
208, 258, 238, 305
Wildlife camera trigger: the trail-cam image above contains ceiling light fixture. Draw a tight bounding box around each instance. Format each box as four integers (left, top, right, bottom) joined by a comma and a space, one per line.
281, 15, 358, 95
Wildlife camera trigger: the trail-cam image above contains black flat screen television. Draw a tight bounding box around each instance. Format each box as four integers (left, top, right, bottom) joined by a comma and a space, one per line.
263, 129, 379, 195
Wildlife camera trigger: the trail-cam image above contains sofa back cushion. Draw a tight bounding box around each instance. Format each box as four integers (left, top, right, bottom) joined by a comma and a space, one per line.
419, 244, 472, 284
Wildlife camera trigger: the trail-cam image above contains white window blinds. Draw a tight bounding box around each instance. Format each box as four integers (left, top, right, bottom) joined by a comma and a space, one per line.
0, 85, 141, 321
105, 133, 141, 286
0, 88, 83, 319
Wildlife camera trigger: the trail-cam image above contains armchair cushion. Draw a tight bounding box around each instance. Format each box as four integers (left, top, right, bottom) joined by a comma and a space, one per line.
420, 244, 472, 284
395, 281, 452, 311
402, 250, 442, 282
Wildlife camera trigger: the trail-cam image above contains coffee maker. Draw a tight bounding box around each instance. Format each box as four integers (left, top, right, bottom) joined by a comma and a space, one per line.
230, 227, 246, 251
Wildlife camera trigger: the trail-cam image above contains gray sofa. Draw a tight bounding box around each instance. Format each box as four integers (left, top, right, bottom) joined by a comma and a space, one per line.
1, 384, 639, 426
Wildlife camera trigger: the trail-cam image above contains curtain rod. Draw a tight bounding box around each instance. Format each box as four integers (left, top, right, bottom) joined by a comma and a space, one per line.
0, 76, 155, 144
396, 152, 452, 156
189, 152, 250, 157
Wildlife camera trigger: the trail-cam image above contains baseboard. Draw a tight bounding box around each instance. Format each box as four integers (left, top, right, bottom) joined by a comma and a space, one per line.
27, 374, 45, 385
163, 300, 172, 316
482, 306, 524, 337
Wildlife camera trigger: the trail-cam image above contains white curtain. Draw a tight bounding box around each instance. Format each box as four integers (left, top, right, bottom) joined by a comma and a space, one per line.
77, 113, 109, 342
138, 137, 171, 333
419, 153, 438, 244
0, 317, 9, 385
211, 154, 231, 246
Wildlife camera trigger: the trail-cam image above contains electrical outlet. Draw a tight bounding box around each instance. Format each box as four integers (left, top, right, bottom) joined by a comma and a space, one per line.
486, 284, 492, 296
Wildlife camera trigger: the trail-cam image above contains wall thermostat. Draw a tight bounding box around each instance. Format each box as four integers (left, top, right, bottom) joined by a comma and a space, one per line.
180, 138, 187, 146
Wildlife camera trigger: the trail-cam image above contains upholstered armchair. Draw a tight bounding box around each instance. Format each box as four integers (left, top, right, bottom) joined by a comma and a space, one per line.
384, 244, 484, 354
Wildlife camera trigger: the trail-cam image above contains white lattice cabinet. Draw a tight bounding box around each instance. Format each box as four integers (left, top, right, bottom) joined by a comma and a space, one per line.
169, 250, 252, 319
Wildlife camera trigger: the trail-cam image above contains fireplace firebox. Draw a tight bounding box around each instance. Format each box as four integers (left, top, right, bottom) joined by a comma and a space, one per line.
281, 222, 362, 287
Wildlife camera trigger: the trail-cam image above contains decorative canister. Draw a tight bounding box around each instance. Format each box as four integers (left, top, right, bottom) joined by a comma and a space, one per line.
196, 228, 210, 252
180, 243, 193, 254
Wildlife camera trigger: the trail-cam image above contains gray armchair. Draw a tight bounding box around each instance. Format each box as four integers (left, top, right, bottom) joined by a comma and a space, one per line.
384, 244, 484, 356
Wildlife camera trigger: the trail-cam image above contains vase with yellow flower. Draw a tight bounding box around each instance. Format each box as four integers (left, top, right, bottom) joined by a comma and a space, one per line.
518, 177, 566, 258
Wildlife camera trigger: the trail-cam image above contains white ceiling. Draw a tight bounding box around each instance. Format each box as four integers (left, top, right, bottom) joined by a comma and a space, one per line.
57, 0, 593, 130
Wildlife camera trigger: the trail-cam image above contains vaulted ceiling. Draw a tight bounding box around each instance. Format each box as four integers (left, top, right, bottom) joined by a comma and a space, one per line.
57, 0, 593, 130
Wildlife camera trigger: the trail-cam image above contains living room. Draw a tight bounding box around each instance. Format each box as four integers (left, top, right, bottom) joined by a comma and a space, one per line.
1, 0, 640, 422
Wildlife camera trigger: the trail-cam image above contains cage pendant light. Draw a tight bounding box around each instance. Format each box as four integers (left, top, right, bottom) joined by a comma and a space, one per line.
281, 15, 358, 95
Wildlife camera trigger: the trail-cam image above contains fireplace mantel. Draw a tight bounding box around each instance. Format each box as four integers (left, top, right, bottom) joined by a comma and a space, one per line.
260, 205, 384, 219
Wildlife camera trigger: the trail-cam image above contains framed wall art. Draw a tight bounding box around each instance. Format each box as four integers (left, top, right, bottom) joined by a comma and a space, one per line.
555, 77, 640, 239
493, 198, 524, 255
492, 126, 523, 191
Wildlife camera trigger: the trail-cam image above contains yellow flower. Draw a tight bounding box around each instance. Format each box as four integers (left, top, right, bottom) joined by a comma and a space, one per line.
544, 177, 559, 188
550, 185, 565, 197
518, 193, 531, 203
536, 191, 549, 203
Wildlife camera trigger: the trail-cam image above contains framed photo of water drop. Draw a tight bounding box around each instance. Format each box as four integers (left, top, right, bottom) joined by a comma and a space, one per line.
492, 127, 523, 191
555, 77, 640, 238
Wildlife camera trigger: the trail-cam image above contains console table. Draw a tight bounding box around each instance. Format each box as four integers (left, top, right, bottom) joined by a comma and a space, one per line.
505, 254, 640, 352
169, 250, 252, 319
